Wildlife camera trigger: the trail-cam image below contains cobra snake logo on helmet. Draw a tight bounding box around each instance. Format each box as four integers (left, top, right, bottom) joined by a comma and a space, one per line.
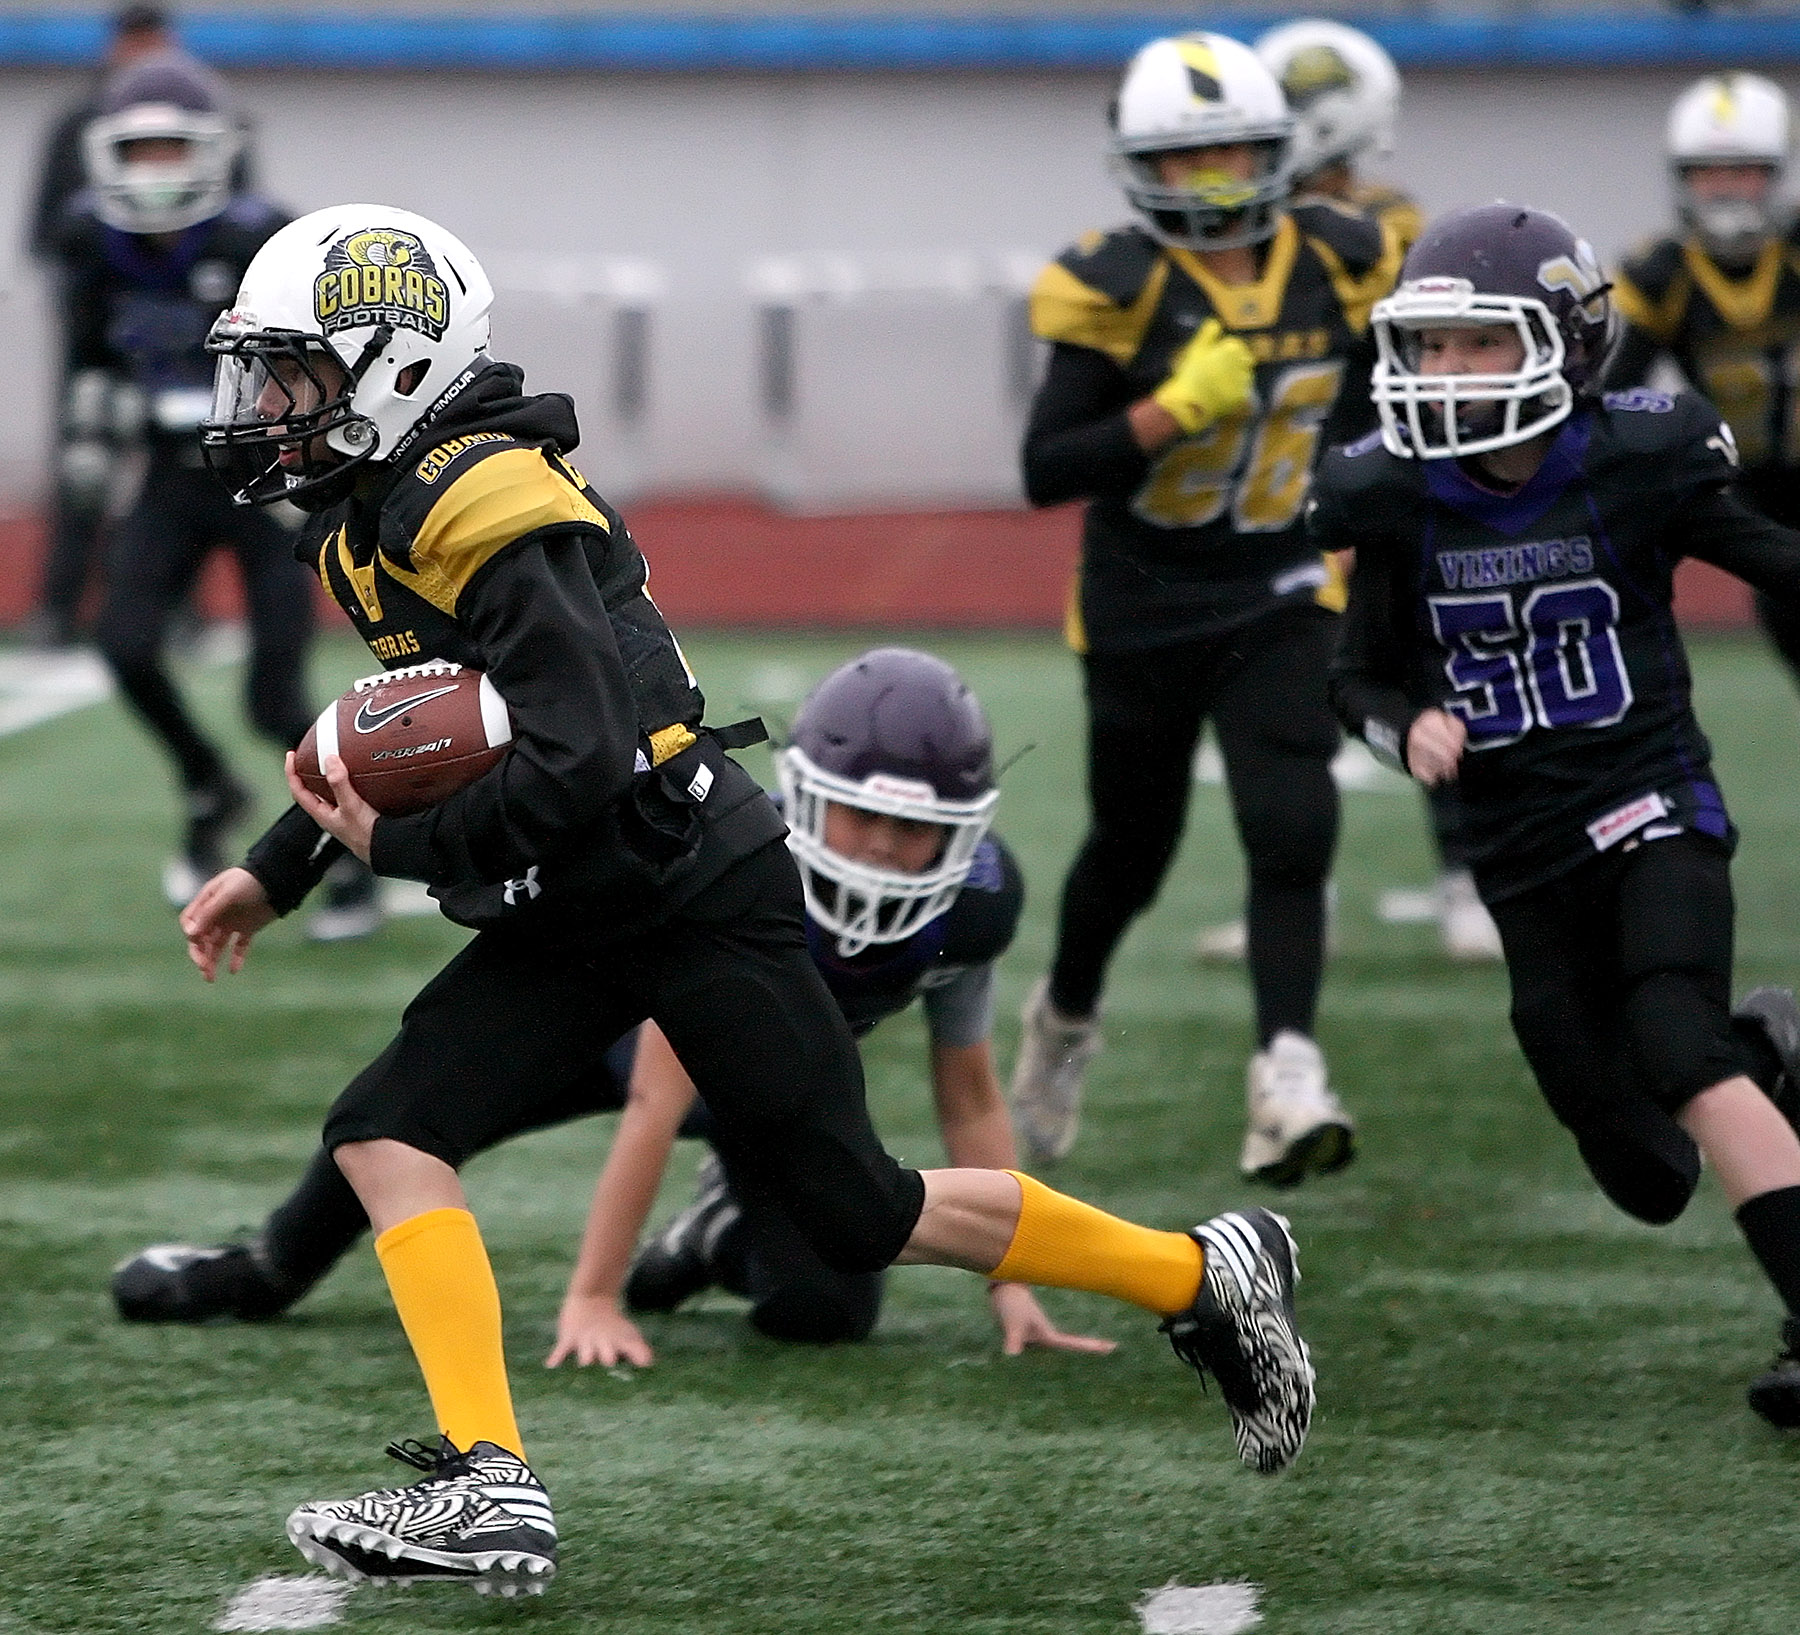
312, 227, 450, 341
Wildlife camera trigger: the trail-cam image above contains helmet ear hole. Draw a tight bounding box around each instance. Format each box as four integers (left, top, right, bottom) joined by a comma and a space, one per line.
395, 360, 430, 397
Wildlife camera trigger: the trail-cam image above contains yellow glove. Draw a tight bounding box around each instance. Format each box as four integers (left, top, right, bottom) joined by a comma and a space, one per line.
1151, 317, 1256, 434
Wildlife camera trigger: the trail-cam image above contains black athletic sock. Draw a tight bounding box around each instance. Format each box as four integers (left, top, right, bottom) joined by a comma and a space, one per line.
1737, 1186, 1800, 1316
1731, 1015, 1787, 1101
257, 1146, 371, 1299
1246, 875, 1326, 1046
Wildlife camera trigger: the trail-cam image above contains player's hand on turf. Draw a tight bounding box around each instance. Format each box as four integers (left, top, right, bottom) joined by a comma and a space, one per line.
1151, 317, 1256, 434
180, 867, 277, 982
988, 1281, 1118, 1358
1406, 708, 1468, 788
545, 1292, 655, 1370
286, 750, 378, 864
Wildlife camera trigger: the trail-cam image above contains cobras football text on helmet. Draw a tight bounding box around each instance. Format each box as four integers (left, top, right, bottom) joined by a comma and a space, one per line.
1253, 19, 1400, 185
81, 51, 241, 235
200, 204, 494, 509
778, 648, 1000, 958
1109, 33, 1295, 252
1369, 203, 1614, 460
1666, 73, 1791, 264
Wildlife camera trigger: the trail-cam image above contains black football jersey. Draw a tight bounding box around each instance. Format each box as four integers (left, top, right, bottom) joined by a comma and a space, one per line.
1024, 203, 1399, 653
804, 832, 1023, 1039
1610, 228, 1800, 515
1318, 389, 1800, 901
54, 193, 288, 443
245, 364, 783, 932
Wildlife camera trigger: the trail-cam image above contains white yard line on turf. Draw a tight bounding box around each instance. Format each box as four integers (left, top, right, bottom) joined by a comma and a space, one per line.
0, 626, 249, 739
1137, 1581, 1264, 1635
0, 649, 112, 736
214, 1574, 352, 1632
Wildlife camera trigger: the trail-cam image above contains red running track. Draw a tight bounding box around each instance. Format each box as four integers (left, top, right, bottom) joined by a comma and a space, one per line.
0, 497, 1754, 632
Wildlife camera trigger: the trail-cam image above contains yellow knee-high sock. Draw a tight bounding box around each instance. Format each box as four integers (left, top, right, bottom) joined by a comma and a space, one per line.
375, 1207, 524, 1460
991, 1172, 1203, 1316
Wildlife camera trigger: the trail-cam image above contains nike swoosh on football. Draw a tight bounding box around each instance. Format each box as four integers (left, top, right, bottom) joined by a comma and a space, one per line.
352, 684, 461, 734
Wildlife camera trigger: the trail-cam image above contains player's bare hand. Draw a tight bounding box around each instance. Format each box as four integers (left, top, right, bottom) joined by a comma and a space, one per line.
180, 867, 276, 982
286, 750, 378, 864
1406, 708, 1468, 787
545, 1293, 655, 1370
989, 1281, 1118, 1357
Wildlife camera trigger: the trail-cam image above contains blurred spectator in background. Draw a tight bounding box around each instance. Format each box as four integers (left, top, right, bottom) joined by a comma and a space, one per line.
49, 50, 380, 938
1607, 73, 1800, 700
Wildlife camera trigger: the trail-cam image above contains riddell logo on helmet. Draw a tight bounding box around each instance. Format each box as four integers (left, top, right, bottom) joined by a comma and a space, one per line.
313, 228, 449, 342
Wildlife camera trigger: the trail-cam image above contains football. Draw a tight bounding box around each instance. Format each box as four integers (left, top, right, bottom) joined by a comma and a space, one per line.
295, 659, 512, 817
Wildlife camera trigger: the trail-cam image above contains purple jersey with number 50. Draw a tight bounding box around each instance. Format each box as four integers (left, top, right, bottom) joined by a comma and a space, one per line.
1314, 388, 1752, 901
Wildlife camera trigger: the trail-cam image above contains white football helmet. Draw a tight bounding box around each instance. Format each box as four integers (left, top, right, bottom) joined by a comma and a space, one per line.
1667, 73, 1791, 261
1110, 33, 1295, 251
202, 204, 494, 508
1255, 19, 1401, 182
82, 53, 240, 235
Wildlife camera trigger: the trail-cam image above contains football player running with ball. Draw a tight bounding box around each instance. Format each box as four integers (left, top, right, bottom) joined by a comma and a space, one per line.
1606, 73, 1800, 702
179, 204, 1317, 1595
1011, 33, 1398, 1180
1321, 201, 1800, 1427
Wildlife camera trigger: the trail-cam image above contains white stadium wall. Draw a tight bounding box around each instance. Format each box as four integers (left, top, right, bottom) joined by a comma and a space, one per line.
0, 60, 1795, 510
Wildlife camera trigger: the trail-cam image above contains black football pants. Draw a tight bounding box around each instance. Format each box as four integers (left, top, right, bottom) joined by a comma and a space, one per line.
1049, 602, 1341, 1044
263, 1034, 886, 1343
1487, 833, 1750, 1226
94, 457, 315, 789
323, 841, 927, 1277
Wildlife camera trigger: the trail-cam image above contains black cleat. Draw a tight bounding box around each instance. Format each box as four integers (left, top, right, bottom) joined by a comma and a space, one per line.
1161, 1207, 1315, 1474
1734, 988, 1800, 1132
623, 1155, 740, 1313
1749, 1319, 1800, 1429
111, 1240, 294, 1322
287, 1437, 556, 1595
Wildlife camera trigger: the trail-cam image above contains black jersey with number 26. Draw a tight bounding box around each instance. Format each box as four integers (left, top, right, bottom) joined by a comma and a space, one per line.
1318, 389, 1800, 901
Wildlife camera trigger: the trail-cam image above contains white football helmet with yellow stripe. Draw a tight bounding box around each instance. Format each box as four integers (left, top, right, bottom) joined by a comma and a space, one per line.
1110, 33, 1295, 251
1667, 73, 1791, 262
1254, 19, 1400, 183
201, 204, 494, 508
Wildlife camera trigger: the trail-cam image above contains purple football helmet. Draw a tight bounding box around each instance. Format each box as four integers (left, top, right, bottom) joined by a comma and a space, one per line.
1370, 203, 1615, 459
83, 52, 240, 235
778, 647, 999, 956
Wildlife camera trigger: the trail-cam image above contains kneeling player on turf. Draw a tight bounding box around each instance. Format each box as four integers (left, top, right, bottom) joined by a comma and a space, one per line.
549, 648, 1114, 1364
1319, 200, 1800, 1426
176, 203, 1319, 1594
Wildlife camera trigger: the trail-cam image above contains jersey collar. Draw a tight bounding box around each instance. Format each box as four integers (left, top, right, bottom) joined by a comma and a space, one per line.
1164, 214, 1299, 331
1423, 411, 1592, 537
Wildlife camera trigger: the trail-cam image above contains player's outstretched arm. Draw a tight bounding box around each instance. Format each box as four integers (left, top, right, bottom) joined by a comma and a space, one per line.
546, 1023, 696, 1370
179, 868, 277, 982
929, 1039, 1117, 1358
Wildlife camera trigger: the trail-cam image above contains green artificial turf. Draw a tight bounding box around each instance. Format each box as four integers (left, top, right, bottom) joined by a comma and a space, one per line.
3, 629, 1800, 1633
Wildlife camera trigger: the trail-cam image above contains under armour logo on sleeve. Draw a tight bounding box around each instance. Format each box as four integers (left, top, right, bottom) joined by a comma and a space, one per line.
502, 866, 542, 905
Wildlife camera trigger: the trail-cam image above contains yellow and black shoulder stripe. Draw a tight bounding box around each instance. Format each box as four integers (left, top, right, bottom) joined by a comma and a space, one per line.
1295, 199, 1401, 336
1611, 237, 1692, 344
380, 440, 611, 616
1030, 226, 1168, 365
1350, 182, 1424, 259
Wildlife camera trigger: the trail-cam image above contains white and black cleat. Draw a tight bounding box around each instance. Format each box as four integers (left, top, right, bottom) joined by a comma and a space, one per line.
1161, 1208, 1315, 1475
286, 1437, 556, 1594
